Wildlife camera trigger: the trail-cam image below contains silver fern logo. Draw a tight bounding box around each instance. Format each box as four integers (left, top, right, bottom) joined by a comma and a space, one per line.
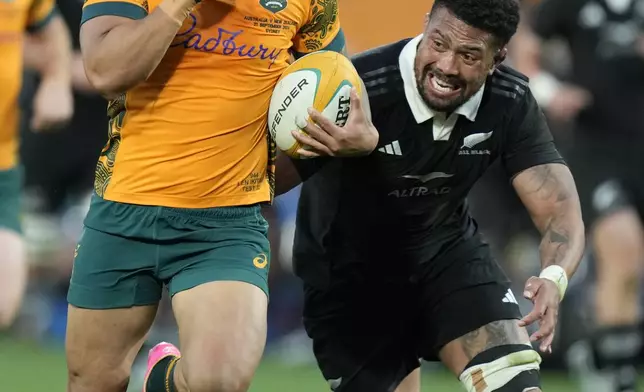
461, 131, 493, 149
460, 131, 493, 155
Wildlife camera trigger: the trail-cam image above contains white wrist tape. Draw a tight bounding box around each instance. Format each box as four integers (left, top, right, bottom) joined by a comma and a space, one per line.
529, 72, 561, 108
539, 265, 568, 301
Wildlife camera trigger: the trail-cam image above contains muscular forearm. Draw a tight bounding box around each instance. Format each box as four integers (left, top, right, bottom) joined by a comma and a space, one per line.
514, 164, 585, 278
537, 204, 585, 278
82, 0, 194, 96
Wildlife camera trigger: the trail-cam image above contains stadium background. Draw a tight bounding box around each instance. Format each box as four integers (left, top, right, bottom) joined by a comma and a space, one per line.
1, 0, 639, 390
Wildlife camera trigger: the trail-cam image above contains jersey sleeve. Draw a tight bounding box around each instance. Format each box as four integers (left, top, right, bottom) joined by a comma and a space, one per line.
501, 90, 566, 179
81, 0, 149, 26
26, 0, 57, 33
291, 157, 331, 182
531, 0, 578, 39
292, 0, 345, 56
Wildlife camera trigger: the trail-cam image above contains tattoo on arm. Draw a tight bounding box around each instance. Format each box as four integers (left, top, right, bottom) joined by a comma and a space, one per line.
459, 320, 529, 361
512, 163, 584, 275
541, 221, 570, 267
518, 164, 571, 204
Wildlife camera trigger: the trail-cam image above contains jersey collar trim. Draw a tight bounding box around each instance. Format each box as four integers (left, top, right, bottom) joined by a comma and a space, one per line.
399, 34, 485, 124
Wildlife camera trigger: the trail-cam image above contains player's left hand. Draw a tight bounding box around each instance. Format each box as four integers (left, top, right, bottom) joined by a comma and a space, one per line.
291, 88, 378, 158
517, 276, 561, 354
31, 79, 74, 132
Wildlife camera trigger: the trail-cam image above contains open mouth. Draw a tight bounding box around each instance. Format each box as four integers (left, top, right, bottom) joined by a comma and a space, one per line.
427, 74, 462, 97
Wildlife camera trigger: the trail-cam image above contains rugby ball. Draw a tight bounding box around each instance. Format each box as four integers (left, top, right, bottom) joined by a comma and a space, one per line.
268, 50, 363, 158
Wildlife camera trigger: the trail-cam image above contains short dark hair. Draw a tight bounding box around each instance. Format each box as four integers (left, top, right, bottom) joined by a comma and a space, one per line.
431, 0, 520, 47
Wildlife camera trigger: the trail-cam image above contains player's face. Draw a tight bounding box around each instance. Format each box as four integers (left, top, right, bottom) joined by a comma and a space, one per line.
415, 7, 500, 113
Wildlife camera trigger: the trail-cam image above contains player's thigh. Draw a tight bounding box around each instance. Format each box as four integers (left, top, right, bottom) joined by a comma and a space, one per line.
161, 205, 271, 391
161, 204, 272, 301
172, 281, 267, 392
426, 282, 528, 372
441, 322, 541, 392
0, 167, 26, 326
0, 229, 26, 327
427, 283, 540, 391
417, 242, 541, 391
591, 180, 644, 272
67, 226, 163, 309
302, 283, 421, 392
66, 305, 158, 392
66, 226, 163, 391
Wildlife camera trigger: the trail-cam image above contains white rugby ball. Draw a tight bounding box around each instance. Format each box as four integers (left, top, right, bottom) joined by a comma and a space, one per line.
268, 50, 363, 158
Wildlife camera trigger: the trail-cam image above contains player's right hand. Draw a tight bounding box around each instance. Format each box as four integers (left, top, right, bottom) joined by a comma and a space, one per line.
518, 276, 561, 354
292, 88, 379, 158
546, 85, 592, 123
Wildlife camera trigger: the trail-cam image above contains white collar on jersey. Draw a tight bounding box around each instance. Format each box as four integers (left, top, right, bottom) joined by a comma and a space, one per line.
398, 34, 485, 124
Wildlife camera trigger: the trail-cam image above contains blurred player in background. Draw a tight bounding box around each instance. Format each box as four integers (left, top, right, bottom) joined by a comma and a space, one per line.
0, 0, 72, 327
514, 0, 644, 390
66, 1, 372, 391
278, 0, 585, 390
21, 0, 108, 216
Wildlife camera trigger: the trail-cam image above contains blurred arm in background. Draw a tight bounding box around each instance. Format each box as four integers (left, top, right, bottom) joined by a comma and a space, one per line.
26, 36, 94, 94
23, 13, 74, 131
511, 0, 592, 124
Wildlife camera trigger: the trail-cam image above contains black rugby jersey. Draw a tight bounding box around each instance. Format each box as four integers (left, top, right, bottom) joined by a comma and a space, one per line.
533, 0, 644, 135
292, 37, 565, 288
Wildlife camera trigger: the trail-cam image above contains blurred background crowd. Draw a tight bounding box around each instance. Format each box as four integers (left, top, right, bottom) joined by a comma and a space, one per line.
2, 0, 644, 390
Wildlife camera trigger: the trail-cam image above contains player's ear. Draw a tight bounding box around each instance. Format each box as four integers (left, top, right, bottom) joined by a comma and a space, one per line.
489, 47, 508, 74
494, 47, 507, 65
424, 12, 432, 29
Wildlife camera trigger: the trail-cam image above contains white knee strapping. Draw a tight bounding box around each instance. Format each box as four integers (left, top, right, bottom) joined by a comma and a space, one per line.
459, 349, 542, 392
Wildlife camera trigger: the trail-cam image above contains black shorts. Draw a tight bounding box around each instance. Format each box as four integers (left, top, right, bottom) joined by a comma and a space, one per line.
302, 239, 522, 392
561, 129, 644, 225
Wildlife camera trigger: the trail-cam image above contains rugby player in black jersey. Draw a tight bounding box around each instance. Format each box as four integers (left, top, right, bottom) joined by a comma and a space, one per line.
276, 0, 585, 390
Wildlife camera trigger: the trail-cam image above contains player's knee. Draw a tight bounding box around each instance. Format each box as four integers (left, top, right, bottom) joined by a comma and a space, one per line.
459, 345, 542, 392
66, 343, 132, 392
182, 360, 252, 392
67, 363, 130, 392
183, 373, 250, 392
593, 211, 644, 284
592, 180, 644, 269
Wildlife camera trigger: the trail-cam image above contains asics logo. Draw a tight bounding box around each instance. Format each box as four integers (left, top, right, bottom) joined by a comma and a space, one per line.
253, 253, 268, 269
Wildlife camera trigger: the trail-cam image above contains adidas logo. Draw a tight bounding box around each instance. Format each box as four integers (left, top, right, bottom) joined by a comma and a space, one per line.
377, 140, 402, 156
502, 289, 518, 304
